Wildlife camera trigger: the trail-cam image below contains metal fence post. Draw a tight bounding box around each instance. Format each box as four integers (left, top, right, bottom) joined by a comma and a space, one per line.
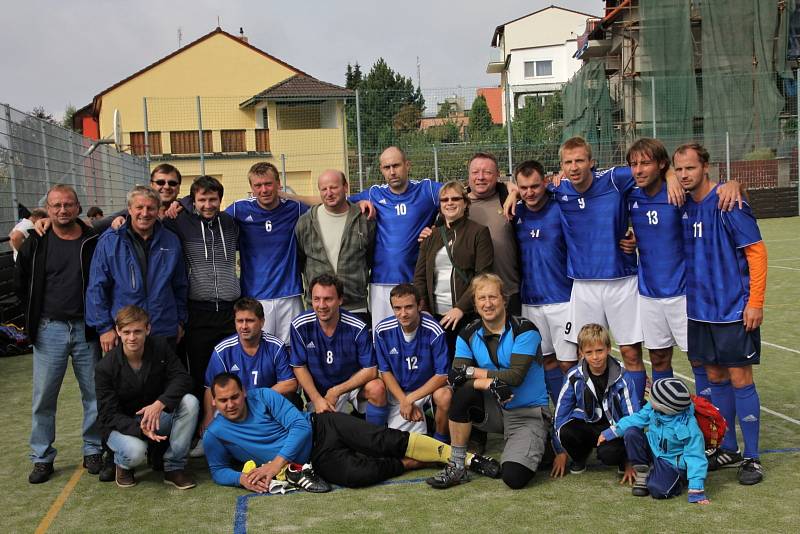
505, 80, 513, 177
3, 104, 19, 213
39, 121, 53, 189
143, 97, 150, 165
280, 153, 287, 187
355, 89, 364, 191
651, 77, 657, 138
196, 96, 205, 175
433, 145, 439, 182
725, 131, 731, 183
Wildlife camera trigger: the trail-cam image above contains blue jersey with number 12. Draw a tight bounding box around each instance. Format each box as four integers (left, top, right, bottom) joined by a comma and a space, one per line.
374, 314, 449, 392
225, 198, 308, 299
350, 179, 441, 284
628, 183, 685, 298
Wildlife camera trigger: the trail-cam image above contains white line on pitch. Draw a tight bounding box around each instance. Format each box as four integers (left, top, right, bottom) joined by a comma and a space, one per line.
767, 237, 800, 242
761, 341, 800, 355
610, 348, 800, 426
770, 265, 800, 271
771, 257, 800, 262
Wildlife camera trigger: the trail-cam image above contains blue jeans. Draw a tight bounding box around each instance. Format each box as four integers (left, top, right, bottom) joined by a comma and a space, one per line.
30, 318, 102, 463
623, 427, 685, 499
107, 394, 198, 472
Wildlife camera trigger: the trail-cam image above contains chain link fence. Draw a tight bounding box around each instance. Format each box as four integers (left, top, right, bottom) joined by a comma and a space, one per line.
1, 102, 148, 233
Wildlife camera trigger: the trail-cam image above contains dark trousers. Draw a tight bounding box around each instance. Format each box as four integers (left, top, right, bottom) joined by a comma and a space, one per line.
185, 302, 236, 402
624, 427, 685, 499
449, 383, 486, 424
311, 412, 408, 488
559, 419, 626, 466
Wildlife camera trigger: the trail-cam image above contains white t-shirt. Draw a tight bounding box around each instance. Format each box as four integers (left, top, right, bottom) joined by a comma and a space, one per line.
316, 207, 348, 273
10, 218, 34, 260
433, 246, 453, 314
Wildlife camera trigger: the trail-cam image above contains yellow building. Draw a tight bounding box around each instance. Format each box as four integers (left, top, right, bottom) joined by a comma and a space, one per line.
77, 27, 353, 203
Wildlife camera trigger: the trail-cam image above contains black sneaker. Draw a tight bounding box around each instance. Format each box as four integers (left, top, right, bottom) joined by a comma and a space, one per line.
426, 462, 470, 489
569, 460, 587, 474
99, 451, 115, 483
28, 462, 54, 484
707, 448, 743, 471
632, 464, 650, 497
285, 463, 331, 493
83, 454, 103, 475
738, 458, 764, 485
468, 454, 501, 479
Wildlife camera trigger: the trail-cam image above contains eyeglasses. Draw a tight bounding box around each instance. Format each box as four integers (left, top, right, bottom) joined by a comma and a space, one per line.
439, 196, 464, 203
151, 179, 179, 187
48, 202, 77, 210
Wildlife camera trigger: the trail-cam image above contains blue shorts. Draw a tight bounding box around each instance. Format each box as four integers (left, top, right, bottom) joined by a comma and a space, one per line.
687, 320, 760, 367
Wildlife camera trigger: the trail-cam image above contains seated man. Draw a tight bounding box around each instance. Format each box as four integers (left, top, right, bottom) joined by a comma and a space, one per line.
94, 306, 198, 489
429, 273, 550, 490
201, 297, 300, 434
290, 274, 387, 425
204, 372, 500, 490
375, 284, 451, 441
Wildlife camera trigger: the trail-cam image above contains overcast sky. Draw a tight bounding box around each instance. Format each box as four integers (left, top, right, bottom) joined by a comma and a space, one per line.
1, 0, 603, 119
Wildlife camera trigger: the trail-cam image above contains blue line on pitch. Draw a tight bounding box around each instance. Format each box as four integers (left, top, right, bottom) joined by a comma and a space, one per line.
233, 449, 800, 533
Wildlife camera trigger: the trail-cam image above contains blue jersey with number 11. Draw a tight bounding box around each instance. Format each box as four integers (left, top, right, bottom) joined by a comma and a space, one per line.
350, 179, 441, 284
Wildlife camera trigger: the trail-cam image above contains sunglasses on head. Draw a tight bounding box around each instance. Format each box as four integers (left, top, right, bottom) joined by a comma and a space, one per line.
151, 179, 179, 187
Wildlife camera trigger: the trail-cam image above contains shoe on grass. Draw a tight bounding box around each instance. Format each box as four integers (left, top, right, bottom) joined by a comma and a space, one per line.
164, 469, 197, 490
99, 451, 115, 483
738, 458, 764, 485
285, 463, 331, 493
83, 453, 103, 475
468, 454, 501, 479
569, 460, 587, 474
426, 462, 470, 489
28, 462, 54, 484
115, 466, 136, 488
707, 448, 743, 471
631, 464, 650, 497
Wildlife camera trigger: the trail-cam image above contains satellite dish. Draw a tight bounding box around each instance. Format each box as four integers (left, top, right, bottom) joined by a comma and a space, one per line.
113, 109, 123, 148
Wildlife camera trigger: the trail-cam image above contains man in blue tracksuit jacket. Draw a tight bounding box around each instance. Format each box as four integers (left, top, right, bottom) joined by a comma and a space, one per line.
86, 186, 188, 352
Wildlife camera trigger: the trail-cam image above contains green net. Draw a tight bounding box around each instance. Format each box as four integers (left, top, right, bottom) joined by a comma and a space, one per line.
561, 59, 615, 163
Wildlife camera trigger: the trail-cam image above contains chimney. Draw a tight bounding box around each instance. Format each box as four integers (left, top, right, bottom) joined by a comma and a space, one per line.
239, 27, 248, 43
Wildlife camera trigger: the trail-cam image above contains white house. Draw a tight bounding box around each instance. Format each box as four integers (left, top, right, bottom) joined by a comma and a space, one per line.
487, 5, 598, 122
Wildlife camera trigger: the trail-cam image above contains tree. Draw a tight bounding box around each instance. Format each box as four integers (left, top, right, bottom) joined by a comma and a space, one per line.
437, 101, 456, 118
30, 106, 58, 125
469, 95, 493, 134
62, 104, 78, 131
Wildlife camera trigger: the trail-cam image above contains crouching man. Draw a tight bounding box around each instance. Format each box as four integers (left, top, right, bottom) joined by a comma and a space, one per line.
95, 305, 198, 489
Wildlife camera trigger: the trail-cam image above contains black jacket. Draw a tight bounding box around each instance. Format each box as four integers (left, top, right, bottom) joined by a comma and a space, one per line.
94, 336, 192, 440
14, 220, 99, 344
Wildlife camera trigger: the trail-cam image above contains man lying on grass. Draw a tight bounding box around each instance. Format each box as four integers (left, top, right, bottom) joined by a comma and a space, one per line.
203, 372, 501, 492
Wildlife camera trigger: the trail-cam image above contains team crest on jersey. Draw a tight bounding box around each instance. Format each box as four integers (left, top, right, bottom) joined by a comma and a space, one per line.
245, 215, 254, 222
231, 364, 240, 372
306, 341, 316, 349
632, 201, 638, 209
379, 198, 388, 205
682, 213, 689, 219
389, 347, 399, 355
561, 195, 568, 201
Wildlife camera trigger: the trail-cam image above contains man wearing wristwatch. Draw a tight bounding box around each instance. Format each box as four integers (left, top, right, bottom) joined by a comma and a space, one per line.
427, 273, 551, 491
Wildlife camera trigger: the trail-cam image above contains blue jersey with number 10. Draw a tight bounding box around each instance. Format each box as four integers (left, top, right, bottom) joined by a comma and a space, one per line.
550, 167, 638, 280
628, 183, 685, 298
514, 199, 573, 305
289, 309, 375, 395
350, 179, 441, 284
374, 314, 449, 392
682, 184, 763, 323
225, 198, 308, 299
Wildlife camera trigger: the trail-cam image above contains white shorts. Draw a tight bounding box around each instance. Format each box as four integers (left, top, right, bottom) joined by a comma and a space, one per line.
639, 294, 688, 352
566, 276, 642, 346
259, 296, 304, 344
306, 388, 366, 415
521, 302, 578, 362
369, 284, 395, 333
387, 390, 431, 434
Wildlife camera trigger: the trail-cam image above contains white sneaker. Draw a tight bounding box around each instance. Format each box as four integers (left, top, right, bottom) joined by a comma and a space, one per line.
189, 440, 205, 458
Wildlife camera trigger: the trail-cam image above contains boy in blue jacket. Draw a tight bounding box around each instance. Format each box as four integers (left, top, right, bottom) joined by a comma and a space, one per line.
599, 377, 710, 504
551, 324, 639, 480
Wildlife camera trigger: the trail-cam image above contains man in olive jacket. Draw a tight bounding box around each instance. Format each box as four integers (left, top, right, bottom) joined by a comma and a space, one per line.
295, 170, 375, 320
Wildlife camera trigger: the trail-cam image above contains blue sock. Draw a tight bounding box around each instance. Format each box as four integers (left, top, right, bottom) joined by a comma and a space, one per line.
652, 368, 674, 382
709, 380, 738, 452
365, 403, 389, 426
692, 366, 712, 401
545, 367, 565, 406
627, 370, 647, 408
433, 432, 450, 444
734, 384, 760, 459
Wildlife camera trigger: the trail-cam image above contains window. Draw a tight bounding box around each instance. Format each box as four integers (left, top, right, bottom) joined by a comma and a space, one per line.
221, 130, 246, 152
276, 102, 322, 130
129, 131, 162, 156
169, 130, 212, 154
255, 129, 270, 152
524, 60, 553, 78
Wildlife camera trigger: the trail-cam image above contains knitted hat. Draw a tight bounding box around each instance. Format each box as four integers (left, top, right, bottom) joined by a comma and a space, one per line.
650, 378, 691, 415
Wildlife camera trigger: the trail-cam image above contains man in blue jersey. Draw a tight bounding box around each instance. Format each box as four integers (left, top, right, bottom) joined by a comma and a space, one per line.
225, 162, 308, 343
428, 273, 549, 490
350, 147, 442, 331
375, 284, 451, 440
513, 161, 577, 406
204, 372, 500, 490
290, 274, 389, 425
200, 298, 299, 434
675, 143, 767, 485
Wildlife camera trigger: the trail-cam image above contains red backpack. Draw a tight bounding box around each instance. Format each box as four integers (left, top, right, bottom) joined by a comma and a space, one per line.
691, 395, 728, 449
